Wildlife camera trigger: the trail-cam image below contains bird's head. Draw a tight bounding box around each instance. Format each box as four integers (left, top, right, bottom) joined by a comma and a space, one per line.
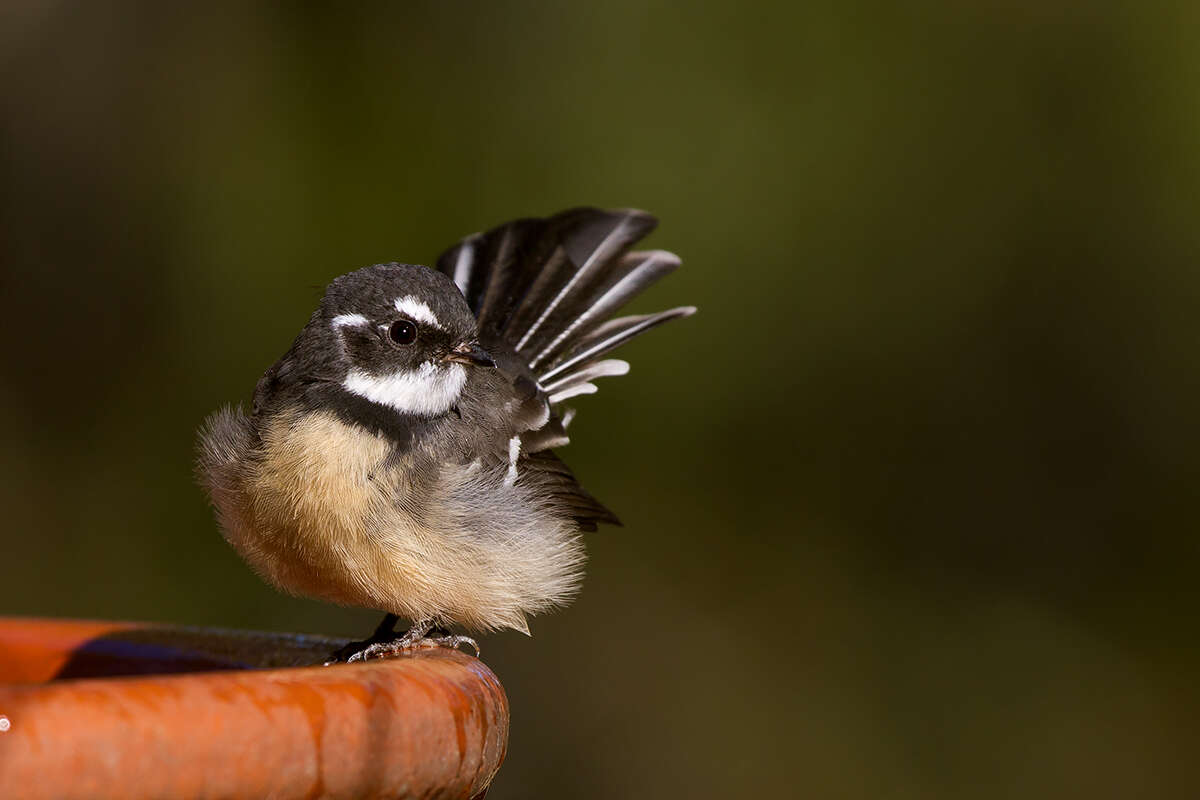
295, 263, 495, 417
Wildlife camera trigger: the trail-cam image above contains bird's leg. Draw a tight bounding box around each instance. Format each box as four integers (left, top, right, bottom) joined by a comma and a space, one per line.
338, 618, 435, 663
370, 612, 401, 639
323, 613, 401, 664
324, 615, 479, 664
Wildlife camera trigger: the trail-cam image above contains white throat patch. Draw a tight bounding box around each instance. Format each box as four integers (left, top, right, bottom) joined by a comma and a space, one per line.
342, 362, 467, 417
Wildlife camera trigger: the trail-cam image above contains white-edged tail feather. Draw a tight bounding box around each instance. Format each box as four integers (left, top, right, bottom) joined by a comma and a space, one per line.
548, 382, 598, 404
528, 250, 680, 369
541, 359, 629, 393
513, 211, 643, 352
539, 306, 696, 385
450, 234, 481, 295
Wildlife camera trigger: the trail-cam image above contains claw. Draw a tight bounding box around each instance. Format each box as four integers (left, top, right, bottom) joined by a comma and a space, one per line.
324, 616, 480, 664
420, 634, 480, 658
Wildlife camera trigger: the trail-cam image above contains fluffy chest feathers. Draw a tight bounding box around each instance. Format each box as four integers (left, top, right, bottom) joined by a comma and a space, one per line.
205, 406, 584, 632
250, 410, 394, 540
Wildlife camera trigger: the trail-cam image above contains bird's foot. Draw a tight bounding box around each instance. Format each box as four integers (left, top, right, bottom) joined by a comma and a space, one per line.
420, 628, 481, 658
324, 616, 479, 664
341, 630, 480, 662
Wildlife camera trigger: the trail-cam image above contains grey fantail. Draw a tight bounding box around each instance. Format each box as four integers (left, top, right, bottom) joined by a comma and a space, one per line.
196, 207, 694, 662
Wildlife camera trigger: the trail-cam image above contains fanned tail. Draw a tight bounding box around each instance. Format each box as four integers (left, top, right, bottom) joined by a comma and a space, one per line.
436, 207, 695, 403
435, 207, 693, 531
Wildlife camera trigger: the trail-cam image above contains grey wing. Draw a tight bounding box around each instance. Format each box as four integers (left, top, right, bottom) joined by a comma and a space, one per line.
519, 450, 620, 531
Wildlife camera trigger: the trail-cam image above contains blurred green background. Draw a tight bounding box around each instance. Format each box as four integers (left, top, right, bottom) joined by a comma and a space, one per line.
3, 1, 1199, 797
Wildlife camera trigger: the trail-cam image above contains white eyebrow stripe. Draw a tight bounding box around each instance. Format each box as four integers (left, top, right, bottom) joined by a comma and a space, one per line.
331, 313, 369, 328
394, 296, 440, 328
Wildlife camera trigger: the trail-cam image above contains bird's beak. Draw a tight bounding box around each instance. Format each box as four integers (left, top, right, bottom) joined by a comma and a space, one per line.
444, 340, 496, 368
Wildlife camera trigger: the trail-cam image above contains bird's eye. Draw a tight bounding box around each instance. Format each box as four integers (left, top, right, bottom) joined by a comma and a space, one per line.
388, 319, 418, 345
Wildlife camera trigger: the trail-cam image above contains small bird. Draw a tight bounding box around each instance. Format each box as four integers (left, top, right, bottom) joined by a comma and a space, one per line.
197, 207, 694, 661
